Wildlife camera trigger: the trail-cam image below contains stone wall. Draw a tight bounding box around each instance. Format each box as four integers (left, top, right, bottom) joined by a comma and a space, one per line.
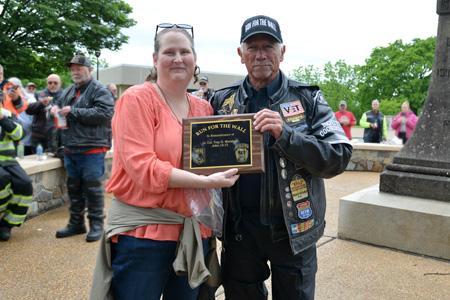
20, 144, 398, 219
346, 143, 401, 172
20, 153, 113, 219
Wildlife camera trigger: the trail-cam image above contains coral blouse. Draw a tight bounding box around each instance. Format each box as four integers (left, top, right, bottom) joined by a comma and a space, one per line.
106, 82, 213, 241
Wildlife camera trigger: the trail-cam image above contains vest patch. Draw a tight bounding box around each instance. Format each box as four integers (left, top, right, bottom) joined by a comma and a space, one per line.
280, 100, 305, 123
296, 201, 313, 220
290, 175, 308, 201
220, 94, 235, 114
290, 219, 314, 234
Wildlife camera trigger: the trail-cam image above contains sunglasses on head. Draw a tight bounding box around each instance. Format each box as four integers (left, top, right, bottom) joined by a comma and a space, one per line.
155, 23, 194, 40
7, 85, 18, 92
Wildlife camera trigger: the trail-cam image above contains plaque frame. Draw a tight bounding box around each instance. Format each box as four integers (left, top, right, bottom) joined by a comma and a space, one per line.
182, 114, 265, 175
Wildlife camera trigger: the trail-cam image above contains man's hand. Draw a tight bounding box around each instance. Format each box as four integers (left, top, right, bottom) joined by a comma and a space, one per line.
50, 105, 60, 116
59, 106, 71, 116
253, 108, 283, 140
40, 96, 52, 106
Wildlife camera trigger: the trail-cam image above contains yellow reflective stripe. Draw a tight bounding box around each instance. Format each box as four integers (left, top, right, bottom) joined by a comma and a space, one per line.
9, 195, 33, 206
8, 124, 23, 140
0, 183, 12, 199
3, 210, 26, 225
0, 202, 7, 213
0, 155, 16, 161
0, 141, 15, 151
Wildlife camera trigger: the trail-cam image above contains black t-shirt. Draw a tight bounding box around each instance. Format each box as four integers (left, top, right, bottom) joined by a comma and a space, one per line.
239, 74, 282, 216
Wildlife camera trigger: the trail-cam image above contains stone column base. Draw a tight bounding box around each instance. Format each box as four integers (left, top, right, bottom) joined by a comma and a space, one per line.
338, 184, 450, 260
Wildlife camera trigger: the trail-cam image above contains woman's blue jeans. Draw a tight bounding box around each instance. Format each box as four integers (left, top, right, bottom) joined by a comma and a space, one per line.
111, 235, 209, 300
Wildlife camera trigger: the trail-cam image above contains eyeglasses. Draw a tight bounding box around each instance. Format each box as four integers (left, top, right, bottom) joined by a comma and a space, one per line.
155, 23, 194, 40
199, 82, 207, 86
47, 81, 58, 85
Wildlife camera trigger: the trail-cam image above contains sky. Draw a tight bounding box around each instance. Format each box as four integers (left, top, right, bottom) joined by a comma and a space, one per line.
101, 0, 439, 76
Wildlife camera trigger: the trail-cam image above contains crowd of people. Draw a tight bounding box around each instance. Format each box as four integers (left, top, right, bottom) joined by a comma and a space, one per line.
1, 14, 421, 300
0, 53, 118, 242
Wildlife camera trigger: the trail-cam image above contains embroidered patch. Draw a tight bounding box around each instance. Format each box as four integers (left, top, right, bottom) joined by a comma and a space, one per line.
290, 219, 314, 234
296, 201, 313, 220
319, 119, 341, 137
290, 175, 308, 201
280, 100, 305, 123
220, 94, 235, 114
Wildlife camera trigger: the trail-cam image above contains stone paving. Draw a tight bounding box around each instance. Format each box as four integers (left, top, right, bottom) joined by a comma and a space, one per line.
0, 171, 449, 300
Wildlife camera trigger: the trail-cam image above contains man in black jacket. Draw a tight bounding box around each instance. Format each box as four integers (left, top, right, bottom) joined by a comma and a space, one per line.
211, 15, 352, 299
26, 74, 63, 153
51, 53, 114, 242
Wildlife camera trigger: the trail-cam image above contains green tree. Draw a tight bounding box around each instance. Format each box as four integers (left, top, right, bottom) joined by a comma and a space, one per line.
321, 60, 359, 112
0, 0, 135, 80
291, 60, 360, 115
356, 37, 435, 114
290, 65, 322, 85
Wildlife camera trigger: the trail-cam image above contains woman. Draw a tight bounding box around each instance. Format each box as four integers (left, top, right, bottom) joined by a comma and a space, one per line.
91, 24, 239, 300
391, 101, 418, 144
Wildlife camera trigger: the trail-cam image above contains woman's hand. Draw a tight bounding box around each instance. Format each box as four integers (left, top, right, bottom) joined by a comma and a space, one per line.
204, 168, 239, 188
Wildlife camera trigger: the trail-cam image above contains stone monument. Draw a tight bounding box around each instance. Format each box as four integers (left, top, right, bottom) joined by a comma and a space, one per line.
380, 0, 450, 201
338, 1, 450, 260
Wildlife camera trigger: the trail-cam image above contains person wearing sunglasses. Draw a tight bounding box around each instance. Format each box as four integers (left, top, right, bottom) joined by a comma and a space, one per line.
3, 78, 34, 155
2, 77, 28, 117
26, 74, 63, 154
211, 15, 352, 299
90, 23, 239, 300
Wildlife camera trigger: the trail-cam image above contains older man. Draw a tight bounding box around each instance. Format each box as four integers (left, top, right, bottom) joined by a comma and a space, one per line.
106, 83, 118, 102
51, 53, 114, 242
26, 74, 63, 153
192, 75, 215, 102
360, 99, 388, 143
335, 100, 356, 140
211, 15, 352, 299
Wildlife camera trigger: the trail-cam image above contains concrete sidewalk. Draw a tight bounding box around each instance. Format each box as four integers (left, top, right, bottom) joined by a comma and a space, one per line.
0, 171, 448, 299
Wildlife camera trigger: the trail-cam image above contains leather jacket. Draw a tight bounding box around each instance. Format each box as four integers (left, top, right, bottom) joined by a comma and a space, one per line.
54, 79, 114, 149
26, 89, 62, 139
211, 72, 352, 255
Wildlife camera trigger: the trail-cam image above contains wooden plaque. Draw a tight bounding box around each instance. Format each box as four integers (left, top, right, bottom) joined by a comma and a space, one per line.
182, 114, 265, 175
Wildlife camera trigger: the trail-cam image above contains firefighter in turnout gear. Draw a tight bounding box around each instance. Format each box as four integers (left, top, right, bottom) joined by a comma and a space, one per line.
0, 91, 33, 241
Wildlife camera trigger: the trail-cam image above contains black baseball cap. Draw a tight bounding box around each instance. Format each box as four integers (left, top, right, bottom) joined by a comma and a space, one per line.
240, 15, 283, 43
199, 76, 208, 83
67, 52, 92, 67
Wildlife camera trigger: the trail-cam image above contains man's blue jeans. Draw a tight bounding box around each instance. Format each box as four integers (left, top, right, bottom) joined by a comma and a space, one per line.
63, 152, 106, 223
111, 235, 209, 300
64, 152, 105, 181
